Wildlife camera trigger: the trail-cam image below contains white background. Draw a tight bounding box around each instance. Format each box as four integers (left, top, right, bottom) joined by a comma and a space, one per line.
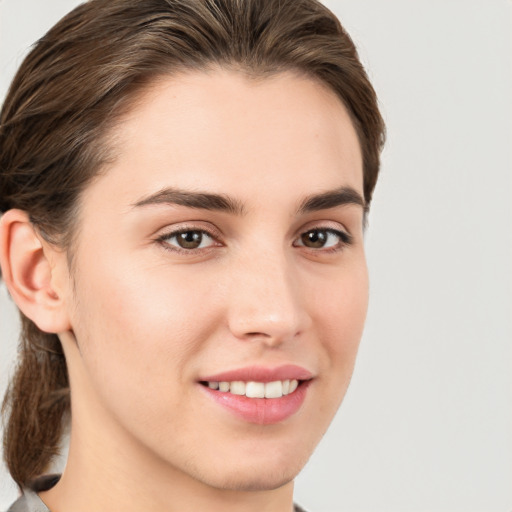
1, 1, 511, 511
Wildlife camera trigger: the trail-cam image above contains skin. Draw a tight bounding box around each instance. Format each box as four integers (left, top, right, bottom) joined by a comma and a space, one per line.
2, 69, 368, 512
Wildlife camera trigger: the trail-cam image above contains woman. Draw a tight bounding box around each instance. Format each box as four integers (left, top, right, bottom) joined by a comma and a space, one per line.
0, 0, 385, 510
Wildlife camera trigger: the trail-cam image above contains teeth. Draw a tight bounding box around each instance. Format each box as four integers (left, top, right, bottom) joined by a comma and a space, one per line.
230, 381, 246, 395
206, 379, 300, 398
264, 380, 282, 398
246, 381, 265, 398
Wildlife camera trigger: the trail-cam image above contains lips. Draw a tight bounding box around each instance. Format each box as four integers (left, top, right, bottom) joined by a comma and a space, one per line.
198, 365, 313, 425
201, 364, 313, 383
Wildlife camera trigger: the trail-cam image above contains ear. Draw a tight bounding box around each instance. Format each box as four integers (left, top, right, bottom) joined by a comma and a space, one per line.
0, 209, 72, 333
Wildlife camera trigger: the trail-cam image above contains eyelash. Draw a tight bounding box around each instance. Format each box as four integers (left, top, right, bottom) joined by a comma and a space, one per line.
156, 226, 353, 255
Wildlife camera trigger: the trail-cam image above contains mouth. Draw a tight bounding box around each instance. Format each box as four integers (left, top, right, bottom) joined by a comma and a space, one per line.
199, 379, 301, 398
198, 366, 313, 424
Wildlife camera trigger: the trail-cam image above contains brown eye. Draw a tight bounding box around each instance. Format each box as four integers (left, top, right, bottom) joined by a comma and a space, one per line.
295, 228, 351, 250
159, 229, 216, 251
176, 231, 204, 249
301, 230, 328, 248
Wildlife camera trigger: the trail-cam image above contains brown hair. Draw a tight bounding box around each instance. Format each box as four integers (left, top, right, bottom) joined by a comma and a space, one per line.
0, 0, 385, 487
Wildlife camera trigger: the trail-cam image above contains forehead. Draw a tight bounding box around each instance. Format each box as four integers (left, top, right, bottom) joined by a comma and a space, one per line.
85, 69, 363, 213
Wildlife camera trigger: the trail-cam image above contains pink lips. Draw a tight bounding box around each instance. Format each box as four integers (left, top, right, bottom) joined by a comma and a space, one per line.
199, 365, 313, 425
201, 364, 313, 383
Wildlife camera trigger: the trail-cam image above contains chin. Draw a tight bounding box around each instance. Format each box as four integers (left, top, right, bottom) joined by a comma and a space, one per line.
192, 447, 311, 492
204, 466, 297, 492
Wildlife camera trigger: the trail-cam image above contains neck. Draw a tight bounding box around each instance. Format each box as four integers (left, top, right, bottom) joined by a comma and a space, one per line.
40, 434, 293, 512
41, 425, 295, 512
40, 335, 295, 512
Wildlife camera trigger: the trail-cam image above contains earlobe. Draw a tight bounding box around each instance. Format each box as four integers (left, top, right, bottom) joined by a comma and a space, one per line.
0, 209, 71, 333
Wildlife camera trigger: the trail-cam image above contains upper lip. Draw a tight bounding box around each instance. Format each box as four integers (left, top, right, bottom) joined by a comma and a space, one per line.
199, 364, 313, 383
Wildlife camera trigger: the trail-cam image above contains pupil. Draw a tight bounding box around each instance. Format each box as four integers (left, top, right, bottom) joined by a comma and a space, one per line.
178, 231, 202, 249
303, 230, 326, 248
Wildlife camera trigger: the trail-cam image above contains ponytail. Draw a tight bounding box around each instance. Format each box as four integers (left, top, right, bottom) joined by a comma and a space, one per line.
2, 317, 69, 487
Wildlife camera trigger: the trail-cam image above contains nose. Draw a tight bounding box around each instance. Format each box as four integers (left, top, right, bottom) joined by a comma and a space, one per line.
226, 249, 311, 346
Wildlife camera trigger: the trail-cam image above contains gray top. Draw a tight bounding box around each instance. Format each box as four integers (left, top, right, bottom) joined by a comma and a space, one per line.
6, 475, 58, 512
6, 492, 49, 512
7, 475, 308, 512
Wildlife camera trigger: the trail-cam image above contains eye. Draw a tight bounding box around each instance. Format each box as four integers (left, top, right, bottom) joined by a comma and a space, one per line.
158, 229, 217, 251
294, 228, 351, 250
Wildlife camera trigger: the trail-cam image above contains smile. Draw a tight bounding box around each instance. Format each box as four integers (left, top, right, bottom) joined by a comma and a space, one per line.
198, 365, 313, 424
202, 379, 299, 398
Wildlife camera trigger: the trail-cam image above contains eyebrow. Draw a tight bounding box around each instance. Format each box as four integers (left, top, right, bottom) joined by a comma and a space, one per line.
132, 185, 366, 215
297, 186, 366, 214
132, 188, 246, 215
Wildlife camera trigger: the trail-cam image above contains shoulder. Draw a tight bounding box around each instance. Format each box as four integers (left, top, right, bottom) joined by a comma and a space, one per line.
7, 480, 307, 512
6, 475, 59, 512
5, 493, 49, 512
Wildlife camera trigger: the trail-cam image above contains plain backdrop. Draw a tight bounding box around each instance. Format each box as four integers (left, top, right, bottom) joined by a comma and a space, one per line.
1, 1, 511, 511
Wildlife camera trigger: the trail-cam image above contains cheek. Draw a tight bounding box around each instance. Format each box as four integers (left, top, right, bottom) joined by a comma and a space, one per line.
69, 256, 222, 414
312, 259, 369, 371
294, 258, 368, 432
78, 251, 218, 340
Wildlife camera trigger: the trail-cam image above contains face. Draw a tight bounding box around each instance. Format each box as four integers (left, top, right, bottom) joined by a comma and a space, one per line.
61, 69, 368, 491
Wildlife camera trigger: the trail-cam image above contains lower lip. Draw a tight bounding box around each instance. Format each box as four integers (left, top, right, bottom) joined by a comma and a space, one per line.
200, 381, 311, 425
